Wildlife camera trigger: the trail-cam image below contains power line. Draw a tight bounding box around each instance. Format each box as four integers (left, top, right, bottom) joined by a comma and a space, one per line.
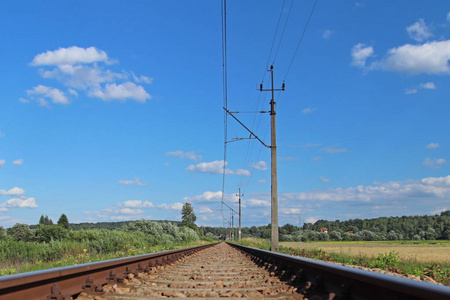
261, 0, 286, 84
272, 0, 294, 65
241, 0, 291, 192
283, 0, 319, 82
221, 0, 228, 228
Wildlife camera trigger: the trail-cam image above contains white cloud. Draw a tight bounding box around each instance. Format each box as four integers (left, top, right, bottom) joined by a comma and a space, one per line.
118, 177, 148, 186
447, 12, 450, 22
375, 40, 450, 74
187, 160, 226, 174
31, 46, 108, 66
68, 88, 78, 96
26, 85, 70, 105
405, 88, 418, 95
322, 29, 334, 39
122, 200, 142, 207
157, 202, 184, 210
422, 158, 447, 169
320, 145, 349, 153
183, 191, 237, 203
256, 179, 267, 184
282, 175, 450, 203
166, 150, 202, 162
312, 157, 322, 161
142, 201, 154, 207
319, 176, 330, 183
421, 175, 450, 186
121, 200, 154, 208
419, 82, 436, 89
351, 43, 374, 68
235, 169, 251, 176
0, 187, 25, 196
406, 82, 436, 95
425, 142, 440, 150
89, 82, 150, 103
12, 159, 23, 166
430, 207, 448, 215
25, 46, 152, 105
0, 160, 5, 167
0, 131, 4, 137
249, 161, 268, 171
132, 72, 153, 84
0, 197, 38, 209
186, 160, 250, 176
406, 19, 433, 42
119, 208, 143, 214
301, 107, 316, 114
305, 216, 318, 223
244, 198, 270, 208
41, 64, 125, 90
198, 206, 213, 214
280, 208, 302, 215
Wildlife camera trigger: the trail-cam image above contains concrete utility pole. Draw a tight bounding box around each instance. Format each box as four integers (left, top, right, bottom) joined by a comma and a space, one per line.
237, 188, 244, 241
223, 65, 284, 251
260, 65, 285, 251
231, 213, 234, 240
299, 216, 302, 242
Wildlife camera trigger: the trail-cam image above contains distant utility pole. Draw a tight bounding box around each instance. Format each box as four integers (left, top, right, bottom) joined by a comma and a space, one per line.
298, 216, 302, 242
231, 213, 234, 240
236, 188, 244, 241
260, 65, 285, 251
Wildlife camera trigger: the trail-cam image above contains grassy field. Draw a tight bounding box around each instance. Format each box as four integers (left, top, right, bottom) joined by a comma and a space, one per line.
281, 241, 450, 264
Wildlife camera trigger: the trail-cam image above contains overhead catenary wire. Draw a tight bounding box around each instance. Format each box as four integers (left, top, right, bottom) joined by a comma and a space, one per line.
221, 0, 229, 227
224, 0, 319, 230
261, 0, 286, 84
283, 0, 319, 82
239, 0, 291, 194
272, 0, 294, 65
239, 0, 289, 192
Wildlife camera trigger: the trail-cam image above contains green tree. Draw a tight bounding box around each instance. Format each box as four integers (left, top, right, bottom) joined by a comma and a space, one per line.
45, 215, 53, 225
7, 223, 34, 242
0, 226, 5, 239
35, 225, 68, 243
181, 203, 196, 226
39, 215, 53, 225
57, 214, 69, 229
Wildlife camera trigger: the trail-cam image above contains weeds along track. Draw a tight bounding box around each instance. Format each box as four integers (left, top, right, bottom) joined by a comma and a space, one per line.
1, 242, 450, 299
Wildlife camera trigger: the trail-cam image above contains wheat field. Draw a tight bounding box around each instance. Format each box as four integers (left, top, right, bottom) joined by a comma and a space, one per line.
281, 241, 450, 264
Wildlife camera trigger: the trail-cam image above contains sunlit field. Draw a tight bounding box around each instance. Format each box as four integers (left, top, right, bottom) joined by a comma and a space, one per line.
281, 241, 450, 264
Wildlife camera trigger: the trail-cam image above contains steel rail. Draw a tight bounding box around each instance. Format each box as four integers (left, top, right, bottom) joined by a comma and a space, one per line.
229, 243, 450, 300
0, 243, 217, 300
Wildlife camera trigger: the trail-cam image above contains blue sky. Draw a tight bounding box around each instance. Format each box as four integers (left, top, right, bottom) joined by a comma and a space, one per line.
1, 1, 450, 228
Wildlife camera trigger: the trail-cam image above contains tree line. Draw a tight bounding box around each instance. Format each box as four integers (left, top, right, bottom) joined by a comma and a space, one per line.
200, 211, 450, 241
2, 208, 449, 242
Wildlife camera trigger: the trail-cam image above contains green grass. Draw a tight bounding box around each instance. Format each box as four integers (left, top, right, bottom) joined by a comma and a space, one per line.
235, 238, 450, 286
0, 240, 209, 276
293, 240, 450, 245
0, 222, 206, 276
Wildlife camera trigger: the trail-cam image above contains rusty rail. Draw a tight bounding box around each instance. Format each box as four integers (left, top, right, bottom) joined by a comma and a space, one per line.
0, 243, 217, 300
230, 243, 450, 300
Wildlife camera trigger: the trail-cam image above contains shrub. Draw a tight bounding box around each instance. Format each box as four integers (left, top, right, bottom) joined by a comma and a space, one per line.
7, 224, 34, 242
35, 225, 68, 243
369, 251, 400, 270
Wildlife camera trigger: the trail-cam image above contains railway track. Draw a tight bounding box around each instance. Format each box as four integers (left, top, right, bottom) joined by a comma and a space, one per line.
1, 242, 450, 299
